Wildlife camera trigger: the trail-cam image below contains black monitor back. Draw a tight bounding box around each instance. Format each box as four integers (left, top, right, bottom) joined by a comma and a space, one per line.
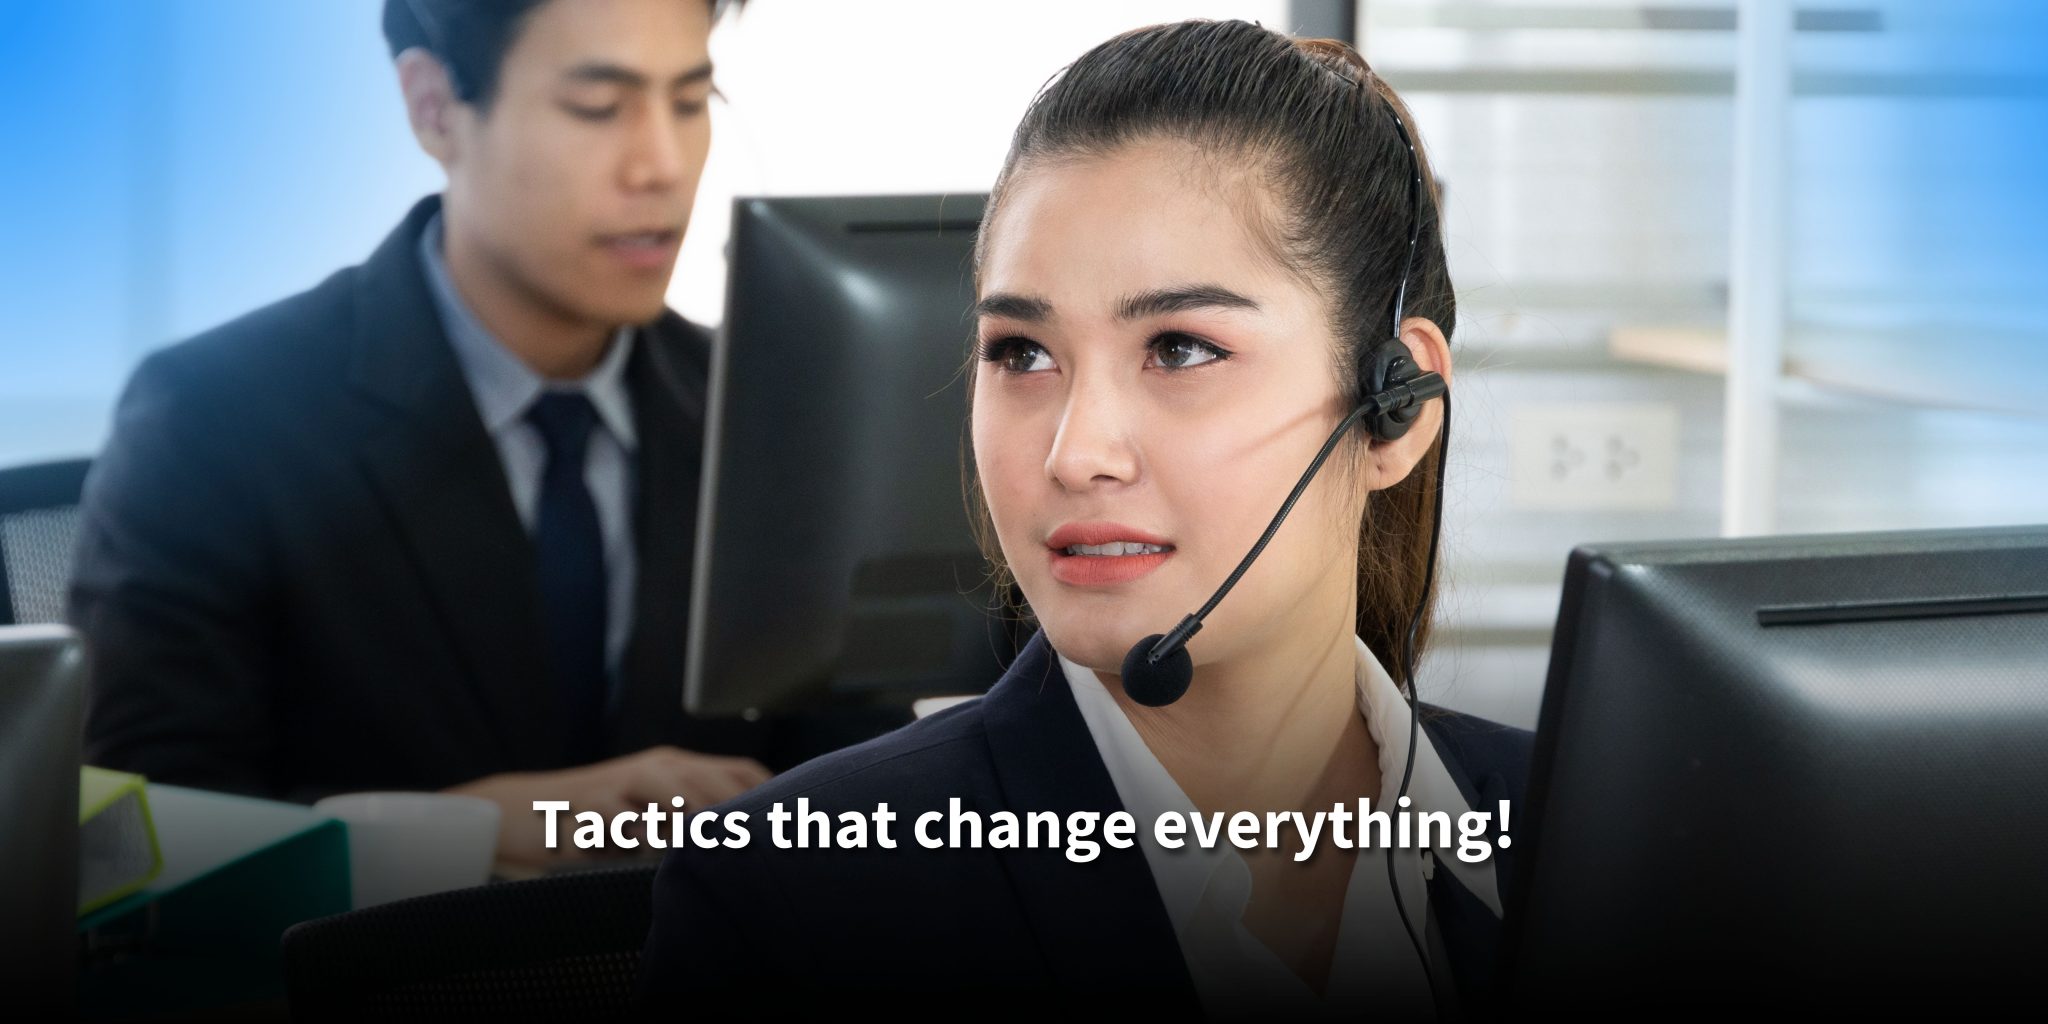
0, 625, 84, 1015
687, 194, 1012, 716
1505, 525, 2048, 1011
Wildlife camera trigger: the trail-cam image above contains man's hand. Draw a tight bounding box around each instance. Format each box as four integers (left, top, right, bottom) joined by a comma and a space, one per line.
448, 747, 772, 867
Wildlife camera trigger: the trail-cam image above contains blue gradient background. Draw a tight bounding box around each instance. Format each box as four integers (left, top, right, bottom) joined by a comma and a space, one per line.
1, 0, 438, 464
1783, 2, 2048, 405
2, 1, 2044, 477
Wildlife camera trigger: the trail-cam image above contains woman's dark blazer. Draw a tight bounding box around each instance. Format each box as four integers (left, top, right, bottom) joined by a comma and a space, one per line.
639, 630, 1533, 1018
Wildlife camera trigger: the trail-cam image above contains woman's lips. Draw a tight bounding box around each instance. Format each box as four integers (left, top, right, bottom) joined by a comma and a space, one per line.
1048, 549, 1172, 586
1045, 521, 1175, 587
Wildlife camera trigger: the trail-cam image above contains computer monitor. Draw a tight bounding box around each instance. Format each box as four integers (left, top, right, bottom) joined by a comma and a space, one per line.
686, 194, 1016, 716
1, 624, 86, 1014
1502, 525, 2048, 1011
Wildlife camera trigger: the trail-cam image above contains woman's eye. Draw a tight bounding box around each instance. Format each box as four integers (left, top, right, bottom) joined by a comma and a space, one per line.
1149, 333, 1227, 370
673, 99, 708, 118
566, 104, 619, 122
980, 338, 1055, 374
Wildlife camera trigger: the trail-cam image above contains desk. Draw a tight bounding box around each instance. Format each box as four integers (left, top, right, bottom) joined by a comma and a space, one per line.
490, 847, 665, 882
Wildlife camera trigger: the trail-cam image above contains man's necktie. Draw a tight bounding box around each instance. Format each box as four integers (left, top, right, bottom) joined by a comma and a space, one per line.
526, 392, 608, 763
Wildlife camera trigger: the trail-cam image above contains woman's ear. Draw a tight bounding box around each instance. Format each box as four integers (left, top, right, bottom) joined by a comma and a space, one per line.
396, 47, 463, 167
1364, 316, 1453, 491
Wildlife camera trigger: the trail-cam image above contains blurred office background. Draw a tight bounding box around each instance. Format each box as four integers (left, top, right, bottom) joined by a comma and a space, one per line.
2, 1, 2044, 725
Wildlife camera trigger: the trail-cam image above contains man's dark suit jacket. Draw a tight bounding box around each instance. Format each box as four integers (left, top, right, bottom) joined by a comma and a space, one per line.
69, 194, 837, 803
641, 630, 1534, 1020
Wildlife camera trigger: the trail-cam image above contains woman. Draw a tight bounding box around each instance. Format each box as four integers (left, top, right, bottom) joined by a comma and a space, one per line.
641, 20, 1530, 1020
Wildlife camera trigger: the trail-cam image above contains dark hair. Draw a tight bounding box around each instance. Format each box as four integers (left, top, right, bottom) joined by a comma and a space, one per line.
382, 0, 742, 110
967, 19, 1455, 676
382, 0, 548, 109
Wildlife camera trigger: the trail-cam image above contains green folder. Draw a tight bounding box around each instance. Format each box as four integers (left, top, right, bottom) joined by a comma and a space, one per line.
77, 783, 352, 1018
78, 766, 164, 915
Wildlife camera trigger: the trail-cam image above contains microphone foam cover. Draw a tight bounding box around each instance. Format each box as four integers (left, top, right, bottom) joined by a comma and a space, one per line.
1120, 634, 1193, 708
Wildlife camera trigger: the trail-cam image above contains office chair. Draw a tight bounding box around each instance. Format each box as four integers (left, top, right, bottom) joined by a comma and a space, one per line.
0, 458, 92, 626
282, 863, 661, 1022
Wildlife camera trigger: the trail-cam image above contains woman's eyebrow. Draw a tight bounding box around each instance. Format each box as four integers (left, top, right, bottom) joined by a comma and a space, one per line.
1115, 285, 1261, 321
974, 293, 1054, 323
974, 285, 1259, 324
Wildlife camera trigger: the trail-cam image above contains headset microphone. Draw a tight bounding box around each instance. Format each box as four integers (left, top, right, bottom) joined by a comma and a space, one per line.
1117, 366, 1445, 707
1112, 78, 1452, 1014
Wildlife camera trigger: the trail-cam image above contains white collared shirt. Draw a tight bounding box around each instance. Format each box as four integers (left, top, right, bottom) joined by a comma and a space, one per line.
1059, 638, 1500, 1020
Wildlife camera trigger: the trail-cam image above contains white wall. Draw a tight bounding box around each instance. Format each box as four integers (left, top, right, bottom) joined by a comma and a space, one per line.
671, 0, 1287, 324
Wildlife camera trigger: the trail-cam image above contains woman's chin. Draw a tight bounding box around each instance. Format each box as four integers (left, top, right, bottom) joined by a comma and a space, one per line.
1018, 570, 1191, 667
1035, 613, 1160, 678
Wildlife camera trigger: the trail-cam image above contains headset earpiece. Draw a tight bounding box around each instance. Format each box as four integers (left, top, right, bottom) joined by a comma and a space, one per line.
1361, 340, 1427, 443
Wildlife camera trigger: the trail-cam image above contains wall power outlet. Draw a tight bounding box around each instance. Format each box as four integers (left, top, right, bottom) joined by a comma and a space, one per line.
1509, 402, 1680, 511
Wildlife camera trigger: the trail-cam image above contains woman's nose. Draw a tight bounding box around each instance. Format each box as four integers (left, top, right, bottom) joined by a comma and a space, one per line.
1043, 377, 1140, 492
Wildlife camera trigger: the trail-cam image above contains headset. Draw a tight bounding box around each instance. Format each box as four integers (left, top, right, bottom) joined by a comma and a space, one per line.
1113, 93, 1452, 1002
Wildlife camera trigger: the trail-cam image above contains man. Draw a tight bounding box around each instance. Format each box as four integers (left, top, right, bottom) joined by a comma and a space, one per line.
70, 0, 856, 864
